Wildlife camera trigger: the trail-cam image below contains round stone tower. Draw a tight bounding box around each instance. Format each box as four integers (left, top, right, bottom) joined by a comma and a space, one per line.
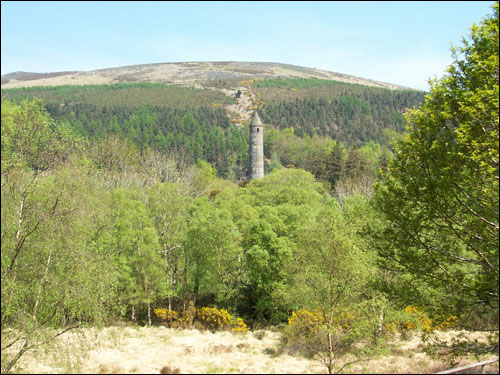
249, 111, 264, 179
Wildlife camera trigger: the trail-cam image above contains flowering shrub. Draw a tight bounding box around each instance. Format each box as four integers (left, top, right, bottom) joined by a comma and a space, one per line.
154, 305, 248, 332
154, 308, 179, 327
285, 308, 359, 341
154, 308, 179, 321
433, 314, 459, 330
179, 302, 197, 328
198, 307, 232, 331
385, 306, 459, 335
232, 317, 249, 333
403, 305, 432, 331
283, 308, 363, 358
286, 309, 325, 339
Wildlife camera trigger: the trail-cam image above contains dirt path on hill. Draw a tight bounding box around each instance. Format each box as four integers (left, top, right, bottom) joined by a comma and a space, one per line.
220, 85, 257, 126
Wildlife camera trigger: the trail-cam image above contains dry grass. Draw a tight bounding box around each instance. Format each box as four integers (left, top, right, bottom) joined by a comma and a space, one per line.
3, 327, 498, 374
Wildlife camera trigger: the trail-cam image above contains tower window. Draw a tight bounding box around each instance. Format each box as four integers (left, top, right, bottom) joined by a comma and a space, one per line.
257, 128, 259, 132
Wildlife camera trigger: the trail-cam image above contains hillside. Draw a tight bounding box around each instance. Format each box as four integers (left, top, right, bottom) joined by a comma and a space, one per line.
0, 61, 423, 127
1, 62, 426, 182
0, 70, 80, 85
0, 61, 412, 90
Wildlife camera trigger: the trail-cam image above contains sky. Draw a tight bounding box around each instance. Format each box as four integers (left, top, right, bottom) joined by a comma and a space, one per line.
1, 1, 495, 91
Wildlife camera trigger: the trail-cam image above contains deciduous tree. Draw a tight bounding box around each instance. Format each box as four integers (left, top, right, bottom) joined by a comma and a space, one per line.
370, 2, 499, 346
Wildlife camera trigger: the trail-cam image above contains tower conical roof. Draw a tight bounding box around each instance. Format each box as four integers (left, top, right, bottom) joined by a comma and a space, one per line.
251, 111, 262, 127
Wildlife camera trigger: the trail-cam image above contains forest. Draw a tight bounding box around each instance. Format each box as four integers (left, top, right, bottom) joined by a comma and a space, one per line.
1, 3, 498, 374
1, 73, 425, 188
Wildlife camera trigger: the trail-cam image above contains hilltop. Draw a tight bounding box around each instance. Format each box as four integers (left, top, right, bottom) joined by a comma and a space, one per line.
0, 61, 412, 90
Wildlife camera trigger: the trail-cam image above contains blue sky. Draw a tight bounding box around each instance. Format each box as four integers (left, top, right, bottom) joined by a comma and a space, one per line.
1, 1, 495, 90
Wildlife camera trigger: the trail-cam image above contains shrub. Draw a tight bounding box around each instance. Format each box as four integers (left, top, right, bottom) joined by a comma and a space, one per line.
232, 317, 249, 333
153, 305, 249, 332
286, 309, 324, 339
283, 308, 327, 357
154, 308, 179, 327
283, 306, 369, 373
179, 301, 197, 329
384, 306, 459, 336
198, 307, 232, 331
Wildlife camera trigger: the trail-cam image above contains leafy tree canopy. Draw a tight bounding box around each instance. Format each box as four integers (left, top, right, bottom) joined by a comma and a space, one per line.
370, 3, 498, 321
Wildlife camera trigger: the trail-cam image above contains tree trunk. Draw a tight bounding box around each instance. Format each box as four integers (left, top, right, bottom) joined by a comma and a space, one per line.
376, 308, 384, 342
327, 332, 334, 374
32, 244, 54, 322
2, 195, 26, 323
2, 338, 29, 374
147, 300, 151, 327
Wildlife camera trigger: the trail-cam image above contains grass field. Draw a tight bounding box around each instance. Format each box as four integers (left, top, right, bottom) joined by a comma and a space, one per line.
3, 326, 498, 374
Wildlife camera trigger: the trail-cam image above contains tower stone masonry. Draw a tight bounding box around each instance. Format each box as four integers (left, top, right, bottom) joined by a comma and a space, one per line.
249, 111, 264, 179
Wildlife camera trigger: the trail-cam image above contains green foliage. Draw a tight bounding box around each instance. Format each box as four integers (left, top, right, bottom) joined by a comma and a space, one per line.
261, 124, 390, 194
1, 100, 122, 373
281, 193, 387, 373
6, 47, 489, 370
256, 82, 424, 147
255, 77, 359, 89
50, 102, 244, 179
1, 98, 77, 174
369, 1, 499, 357
1, 82, 235, 108
184, 197, 242, 307
339, 95, 371, 116
1, 99, 113, 324
292, 196, 376, 305
147, 182, 191, 307
2, 76, 424, 183
209, 169, 328, 323
1, 83, 246, 178
244, 219, 292, 323
107, 188, 165, 320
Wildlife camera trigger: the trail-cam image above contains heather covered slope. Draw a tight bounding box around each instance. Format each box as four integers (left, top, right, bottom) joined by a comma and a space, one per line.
1, 61, 412, 90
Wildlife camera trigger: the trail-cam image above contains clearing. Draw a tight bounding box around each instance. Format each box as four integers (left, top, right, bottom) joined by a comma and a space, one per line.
5, 326, 498, 374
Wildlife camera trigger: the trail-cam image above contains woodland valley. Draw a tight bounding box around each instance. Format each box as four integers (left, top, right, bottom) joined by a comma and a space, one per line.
1, 4, 498, 374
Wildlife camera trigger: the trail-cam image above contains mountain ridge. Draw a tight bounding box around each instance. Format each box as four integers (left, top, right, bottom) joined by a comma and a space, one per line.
1, 61, 416, 91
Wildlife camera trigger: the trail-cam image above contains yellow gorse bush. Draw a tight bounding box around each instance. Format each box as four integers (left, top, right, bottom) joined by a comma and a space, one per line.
385, 306, 459, 334
434, 314, 459, 330
154, 308, 179, 321
405, 305, 459, 332
153, 308, 179, 328
332, 311, 357, 329
287, 309, 325, 338
403, 305, 432, 331
232, 317, 249, 333
153, 306, 248, 332
198, 307, 232, 330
